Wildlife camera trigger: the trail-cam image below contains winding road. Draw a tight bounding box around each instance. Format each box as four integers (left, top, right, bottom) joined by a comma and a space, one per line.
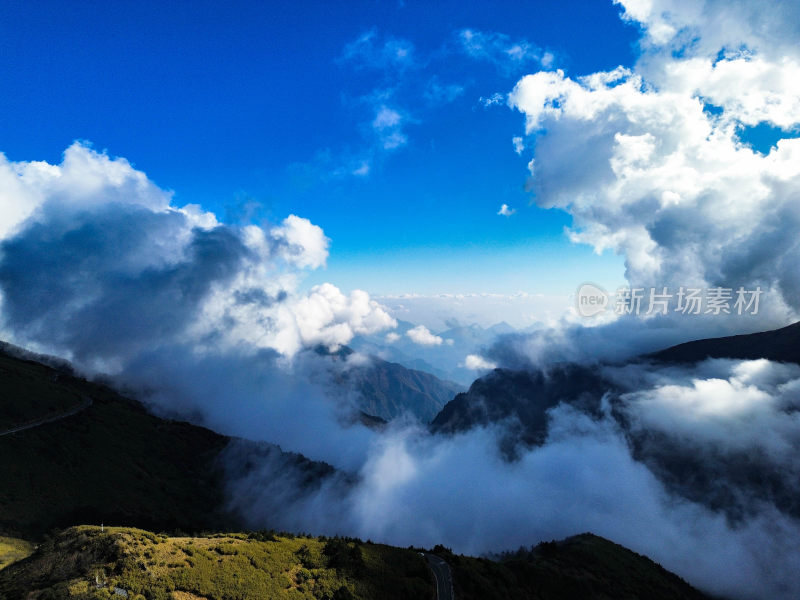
0, 397, 92, 437
424, 553, 454, 600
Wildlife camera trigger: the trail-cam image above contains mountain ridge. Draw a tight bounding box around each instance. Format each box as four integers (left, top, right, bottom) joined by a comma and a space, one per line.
646, 320, 800, 365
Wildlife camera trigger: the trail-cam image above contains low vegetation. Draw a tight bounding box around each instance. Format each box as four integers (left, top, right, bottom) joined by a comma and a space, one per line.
0, 526, 433, 600
0, 536, 34, 571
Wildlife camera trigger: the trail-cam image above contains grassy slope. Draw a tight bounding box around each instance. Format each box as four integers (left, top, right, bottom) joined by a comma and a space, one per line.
0, 528, 718, 600
0, 347, 233, 539
0, 537, 34, 571
0, 526, 433, 600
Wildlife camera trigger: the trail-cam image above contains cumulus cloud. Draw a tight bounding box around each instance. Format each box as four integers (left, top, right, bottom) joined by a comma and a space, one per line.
615, 0, 800, 59
462, 354, 497, 370
508, 8, 800, 317
270, 214, 329, 269
406, 324, 444, 346
0, 142, 395, 367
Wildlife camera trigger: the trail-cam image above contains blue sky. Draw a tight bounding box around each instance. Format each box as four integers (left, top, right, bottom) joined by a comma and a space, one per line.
0, 0, 637, 296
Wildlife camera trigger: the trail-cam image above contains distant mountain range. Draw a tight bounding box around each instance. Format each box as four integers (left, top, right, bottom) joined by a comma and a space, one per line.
432, 321, 800, 442
428, 321, 800, 522
350, 319, 523, 386
314, 345, 462, 423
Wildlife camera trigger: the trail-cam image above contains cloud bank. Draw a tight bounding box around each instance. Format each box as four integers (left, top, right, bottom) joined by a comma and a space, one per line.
228, 358, 800, 600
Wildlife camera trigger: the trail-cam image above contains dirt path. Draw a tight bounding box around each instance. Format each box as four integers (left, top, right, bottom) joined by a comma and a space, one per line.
0, 397, 92, 437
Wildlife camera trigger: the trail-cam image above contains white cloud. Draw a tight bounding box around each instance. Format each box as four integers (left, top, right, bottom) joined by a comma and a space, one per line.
462, 354, 497, 370
0, 142, 172, 239
615, 358, 800, 462
512, 136, 524, 154
0, 142, 395, 364
458, 29, 552, 73
497, 203, 515, 217
406, 324, 444, 346
508, 25, 800, 313
614, 0, 800, 59
290, 284, 397, 352
479, 92, 505, 107
385, 332, 401, 343
372, 106, 408, 150
373, 106, 402, 129
271, 214, 329, 269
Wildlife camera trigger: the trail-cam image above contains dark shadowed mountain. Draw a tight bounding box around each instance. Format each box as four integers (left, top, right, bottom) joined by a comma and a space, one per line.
441, 533, 713, 600
427, 324, 800, 523
0, 344, 336, 539
430, 365, 611, 456
647, 321, 800, 365
429, 321, 800, 450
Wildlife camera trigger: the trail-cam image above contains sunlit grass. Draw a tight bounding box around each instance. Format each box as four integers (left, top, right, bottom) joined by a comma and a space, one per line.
0, 535, 34, 570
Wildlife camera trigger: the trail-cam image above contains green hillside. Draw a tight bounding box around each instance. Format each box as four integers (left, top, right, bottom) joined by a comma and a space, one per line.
0, 527, 717, 600
0, 526, 433, 600
0, 537, 33, 571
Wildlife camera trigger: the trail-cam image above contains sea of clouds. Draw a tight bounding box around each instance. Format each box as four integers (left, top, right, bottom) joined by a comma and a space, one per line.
2, 1, 800, 598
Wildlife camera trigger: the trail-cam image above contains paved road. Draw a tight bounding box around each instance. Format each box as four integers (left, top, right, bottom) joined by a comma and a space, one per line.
424, 553, 454, 600
0, 397, 92, 437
